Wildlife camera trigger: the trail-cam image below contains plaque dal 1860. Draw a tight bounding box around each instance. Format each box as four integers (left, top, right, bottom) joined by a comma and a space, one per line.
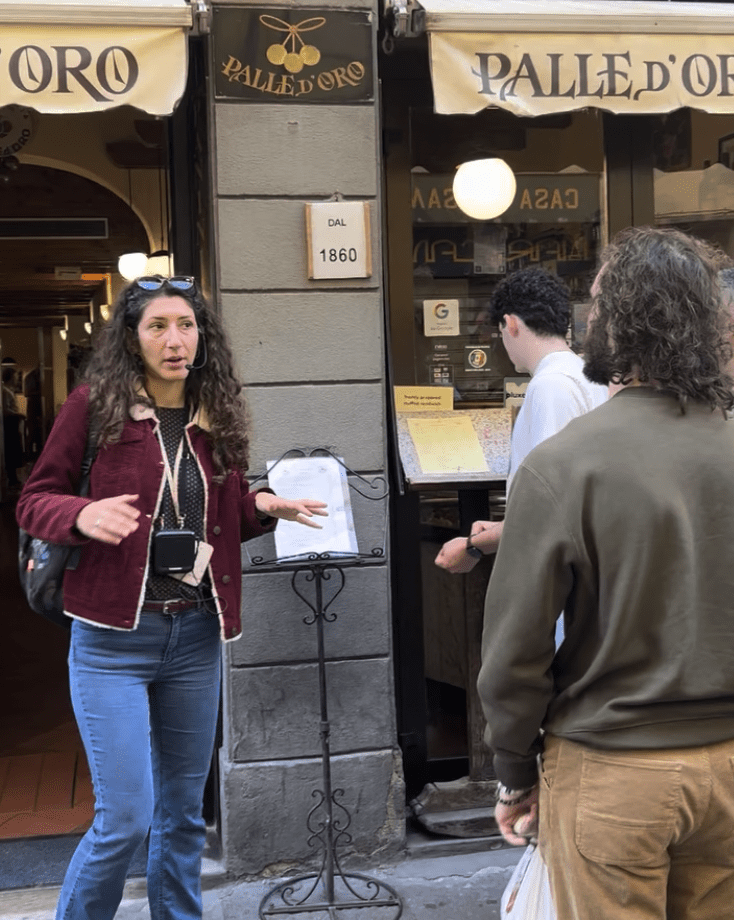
306, 201, 371, 280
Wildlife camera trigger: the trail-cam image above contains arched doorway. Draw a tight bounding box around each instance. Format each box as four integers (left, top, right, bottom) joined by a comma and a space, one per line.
0, 163, 148, 882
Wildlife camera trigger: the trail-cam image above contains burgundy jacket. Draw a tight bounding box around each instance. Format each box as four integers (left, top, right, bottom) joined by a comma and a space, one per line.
16, 386, 274, 640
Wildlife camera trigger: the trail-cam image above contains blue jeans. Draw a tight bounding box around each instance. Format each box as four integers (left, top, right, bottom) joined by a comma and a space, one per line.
57, 609, 222, 920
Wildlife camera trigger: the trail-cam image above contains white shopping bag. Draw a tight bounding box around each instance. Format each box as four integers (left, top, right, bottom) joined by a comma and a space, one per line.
501, 844, 556, 919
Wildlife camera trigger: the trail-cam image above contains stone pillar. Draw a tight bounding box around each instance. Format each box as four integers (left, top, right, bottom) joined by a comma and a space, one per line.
210, 0, 404, 876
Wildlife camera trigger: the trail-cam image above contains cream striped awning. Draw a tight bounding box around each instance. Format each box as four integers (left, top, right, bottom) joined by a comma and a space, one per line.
413, 0, 734, 116
0, 0, 193, 114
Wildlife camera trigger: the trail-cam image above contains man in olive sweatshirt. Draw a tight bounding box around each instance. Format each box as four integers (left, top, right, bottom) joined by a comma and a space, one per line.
478, 226, 734, 920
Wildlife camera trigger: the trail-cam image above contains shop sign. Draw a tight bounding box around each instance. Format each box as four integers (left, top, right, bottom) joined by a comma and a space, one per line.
0, 25, 187, 115
423, 299, 460, 337
305, 201, 372, 279
213, 7, 373, 103
430, 32, 734, 116
0, 105, 35, 157
394, 386, 453, 411
414, 224, 596, 281
413, 174, 600, 224
465, 345, 490, 373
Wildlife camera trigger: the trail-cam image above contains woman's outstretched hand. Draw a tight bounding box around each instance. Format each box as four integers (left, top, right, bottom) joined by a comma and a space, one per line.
76, 494, 141, 544
255, 493, 328, 529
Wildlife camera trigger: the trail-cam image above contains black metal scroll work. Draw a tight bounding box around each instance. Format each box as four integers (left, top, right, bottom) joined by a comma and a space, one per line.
247, 448, 388, 568
253, 450, 402, 919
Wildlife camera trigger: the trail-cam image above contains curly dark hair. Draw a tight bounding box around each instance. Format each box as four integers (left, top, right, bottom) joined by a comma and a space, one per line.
83, 278, 250, 478
591, 226, 734, 411
489, 268, 571, 337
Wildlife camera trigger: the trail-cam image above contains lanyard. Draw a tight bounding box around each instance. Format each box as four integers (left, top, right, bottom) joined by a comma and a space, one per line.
155, 427, 189, 529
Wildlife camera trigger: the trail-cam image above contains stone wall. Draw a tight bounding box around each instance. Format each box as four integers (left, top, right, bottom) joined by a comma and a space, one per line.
210, 0, 404, 876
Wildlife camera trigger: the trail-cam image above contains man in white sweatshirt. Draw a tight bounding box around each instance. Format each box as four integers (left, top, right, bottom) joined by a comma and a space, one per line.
435, 267, 607, 574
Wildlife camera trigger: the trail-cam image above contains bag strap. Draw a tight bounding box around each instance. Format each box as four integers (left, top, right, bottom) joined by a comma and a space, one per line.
78, 422, 97, 498
67, 421, 98, 572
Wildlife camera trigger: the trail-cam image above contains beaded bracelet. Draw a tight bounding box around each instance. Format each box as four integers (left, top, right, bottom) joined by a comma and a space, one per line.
496, 784, 534, 807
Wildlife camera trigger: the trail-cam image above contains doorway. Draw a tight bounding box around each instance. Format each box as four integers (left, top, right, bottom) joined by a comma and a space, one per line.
0, 161, 149, 885
0, 40, 210, 883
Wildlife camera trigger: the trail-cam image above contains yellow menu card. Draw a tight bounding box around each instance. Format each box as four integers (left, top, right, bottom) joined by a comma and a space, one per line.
406, 415, 488, 474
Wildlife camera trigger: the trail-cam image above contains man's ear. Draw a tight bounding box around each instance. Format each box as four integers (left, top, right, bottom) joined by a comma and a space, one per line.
504, 314, 521, 337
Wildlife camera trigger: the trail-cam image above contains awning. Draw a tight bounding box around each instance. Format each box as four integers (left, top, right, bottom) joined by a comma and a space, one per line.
410, 0, 734, 117
0, 0, 193, 115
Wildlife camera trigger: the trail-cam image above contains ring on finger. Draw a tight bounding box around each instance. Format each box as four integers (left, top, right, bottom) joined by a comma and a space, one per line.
92, 511, 107, 532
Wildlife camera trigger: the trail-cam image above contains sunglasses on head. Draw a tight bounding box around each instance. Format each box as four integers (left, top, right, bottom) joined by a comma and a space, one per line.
134, 275, 196, 293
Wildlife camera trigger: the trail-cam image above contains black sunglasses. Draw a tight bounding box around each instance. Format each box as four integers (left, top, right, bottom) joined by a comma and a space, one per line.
134, 275, 196, 293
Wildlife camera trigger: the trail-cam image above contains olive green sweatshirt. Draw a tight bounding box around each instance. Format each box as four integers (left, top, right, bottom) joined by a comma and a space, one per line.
478, 387, 734, 790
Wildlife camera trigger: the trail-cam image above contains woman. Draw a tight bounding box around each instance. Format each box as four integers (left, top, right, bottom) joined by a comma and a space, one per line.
16, 275, 327, 920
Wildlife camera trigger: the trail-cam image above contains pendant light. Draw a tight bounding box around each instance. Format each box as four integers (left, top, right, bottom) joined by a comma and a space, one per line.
453, 158, 517, 220
144, 160, 172, 276
118, 168, 147, 281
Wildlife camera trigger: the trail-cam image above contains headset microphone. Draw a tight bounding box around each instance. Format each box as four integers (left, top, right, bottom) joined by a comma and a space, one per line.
185, 334, 207, 371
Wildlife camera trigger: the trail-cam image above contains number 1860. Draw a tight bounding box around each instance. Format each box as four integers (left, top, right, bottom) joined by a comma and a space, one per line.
319, 248, 358, 263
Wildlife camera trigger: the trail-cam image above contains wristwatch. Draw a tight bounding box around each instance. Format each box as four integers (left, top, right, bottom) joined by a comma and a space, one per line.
465, 533, 483, 560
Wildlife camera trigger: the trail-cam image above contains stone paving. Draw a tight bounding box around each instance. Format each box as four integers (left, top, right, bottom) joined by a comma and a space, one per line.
0, 844, 523, 920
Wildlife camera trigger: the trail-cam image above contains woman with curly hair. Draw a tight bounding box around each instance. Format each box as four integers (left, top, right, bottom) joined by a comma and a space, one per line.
16, 275, 326, 920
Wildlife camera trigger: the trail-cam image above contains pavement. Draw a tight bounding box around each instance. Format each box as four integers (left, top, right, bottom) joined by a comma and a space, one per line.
0, 838, 523, 920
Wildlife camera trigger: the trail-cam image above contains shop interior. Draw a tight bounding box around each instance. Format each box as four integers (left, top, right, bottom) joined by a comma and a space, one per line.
382, 37, 734, 838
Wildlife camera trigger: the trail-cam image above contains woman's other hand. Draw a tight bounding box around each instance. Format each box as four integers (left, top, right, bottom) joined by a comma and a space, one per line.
76, 494, 141, 544
255, 493, 328, 529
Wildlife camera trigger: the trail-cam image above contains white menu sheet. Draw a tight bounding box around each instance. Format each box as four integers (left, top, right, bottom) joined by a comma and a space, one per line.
266, 456, 358, 559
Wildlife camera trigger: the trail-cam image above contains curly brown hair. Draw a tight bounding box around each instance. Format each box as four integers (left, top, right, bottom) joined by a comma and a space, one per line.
590, 226, 734, 411
83, 279, 250, 478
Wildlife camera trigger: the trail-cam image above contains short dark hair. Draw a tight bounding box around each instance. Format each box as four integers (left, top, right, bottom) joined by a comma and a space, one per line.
596, 226, 733, 411
489, 268, 571, 337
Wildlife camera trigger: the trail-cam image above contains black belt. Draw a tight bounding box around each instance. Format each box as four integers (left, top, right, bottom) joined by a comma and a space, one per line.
142, 598, 200, 615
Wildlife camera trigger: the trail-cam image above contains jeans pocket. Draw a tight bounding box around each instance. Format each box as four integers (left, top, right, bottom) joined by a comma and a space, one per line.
576, 751, 681, 867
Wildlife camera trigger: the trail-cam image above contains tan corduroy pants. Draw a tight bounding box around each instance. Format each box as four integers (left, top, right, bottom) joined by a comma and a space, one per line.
538, 734, 734, 920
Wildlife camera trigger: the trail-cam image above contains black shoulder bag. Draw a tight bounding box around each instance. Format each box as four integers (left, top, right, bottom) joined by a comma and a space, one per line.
18, 428, 97, 630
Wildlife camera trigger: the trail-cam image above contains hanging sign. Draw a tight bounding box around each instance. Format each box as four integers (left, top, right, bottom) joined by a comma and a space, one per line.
213, 7, 374, 103
412, 174, 601, 224
305, 201, 371, 279
430, 31, 734, 116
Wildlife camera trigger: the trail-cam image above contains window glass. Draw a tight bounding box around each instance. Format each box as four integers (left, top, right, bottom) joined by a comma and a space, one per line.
654, 110, 734, 255
409, 108, 605, 406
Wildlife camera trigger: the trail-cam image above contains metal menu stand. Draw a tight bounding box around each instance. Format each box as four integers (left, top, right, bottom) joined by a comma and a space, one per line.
248, 449, 402, 920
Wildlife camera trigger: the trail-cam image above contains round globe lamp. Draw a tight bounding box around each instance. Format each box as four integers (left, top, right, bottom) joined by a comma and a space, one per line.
118, 252, 148, 281
452, 158, 516, 220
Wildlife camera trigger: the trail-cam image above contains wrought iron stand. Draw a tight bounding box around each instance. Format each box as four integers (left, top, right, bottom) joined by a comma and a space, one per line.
250, 451, 403, 920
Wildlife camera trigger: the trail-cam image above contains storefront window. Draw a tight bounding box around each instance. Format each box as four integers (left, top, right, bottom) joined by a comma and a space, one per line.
654, 110, 734, 255
408, 108, 605, 407
390, 108, 606, 793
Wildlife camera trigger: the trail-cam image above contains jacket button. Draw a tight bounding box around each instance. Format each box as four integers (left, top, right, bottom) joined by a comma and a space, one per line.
222, 574, 230, 584
213, 526, 221, 535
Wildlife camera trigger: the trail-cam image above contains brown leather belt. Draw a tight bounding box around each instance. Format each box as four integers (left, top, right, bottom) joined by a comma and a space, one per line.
141, 598, 200, 615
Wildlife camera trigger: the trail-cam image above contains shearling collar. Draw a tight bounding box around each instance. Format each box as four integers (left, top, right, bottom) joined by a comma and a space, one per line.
129, 386, 211, 431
